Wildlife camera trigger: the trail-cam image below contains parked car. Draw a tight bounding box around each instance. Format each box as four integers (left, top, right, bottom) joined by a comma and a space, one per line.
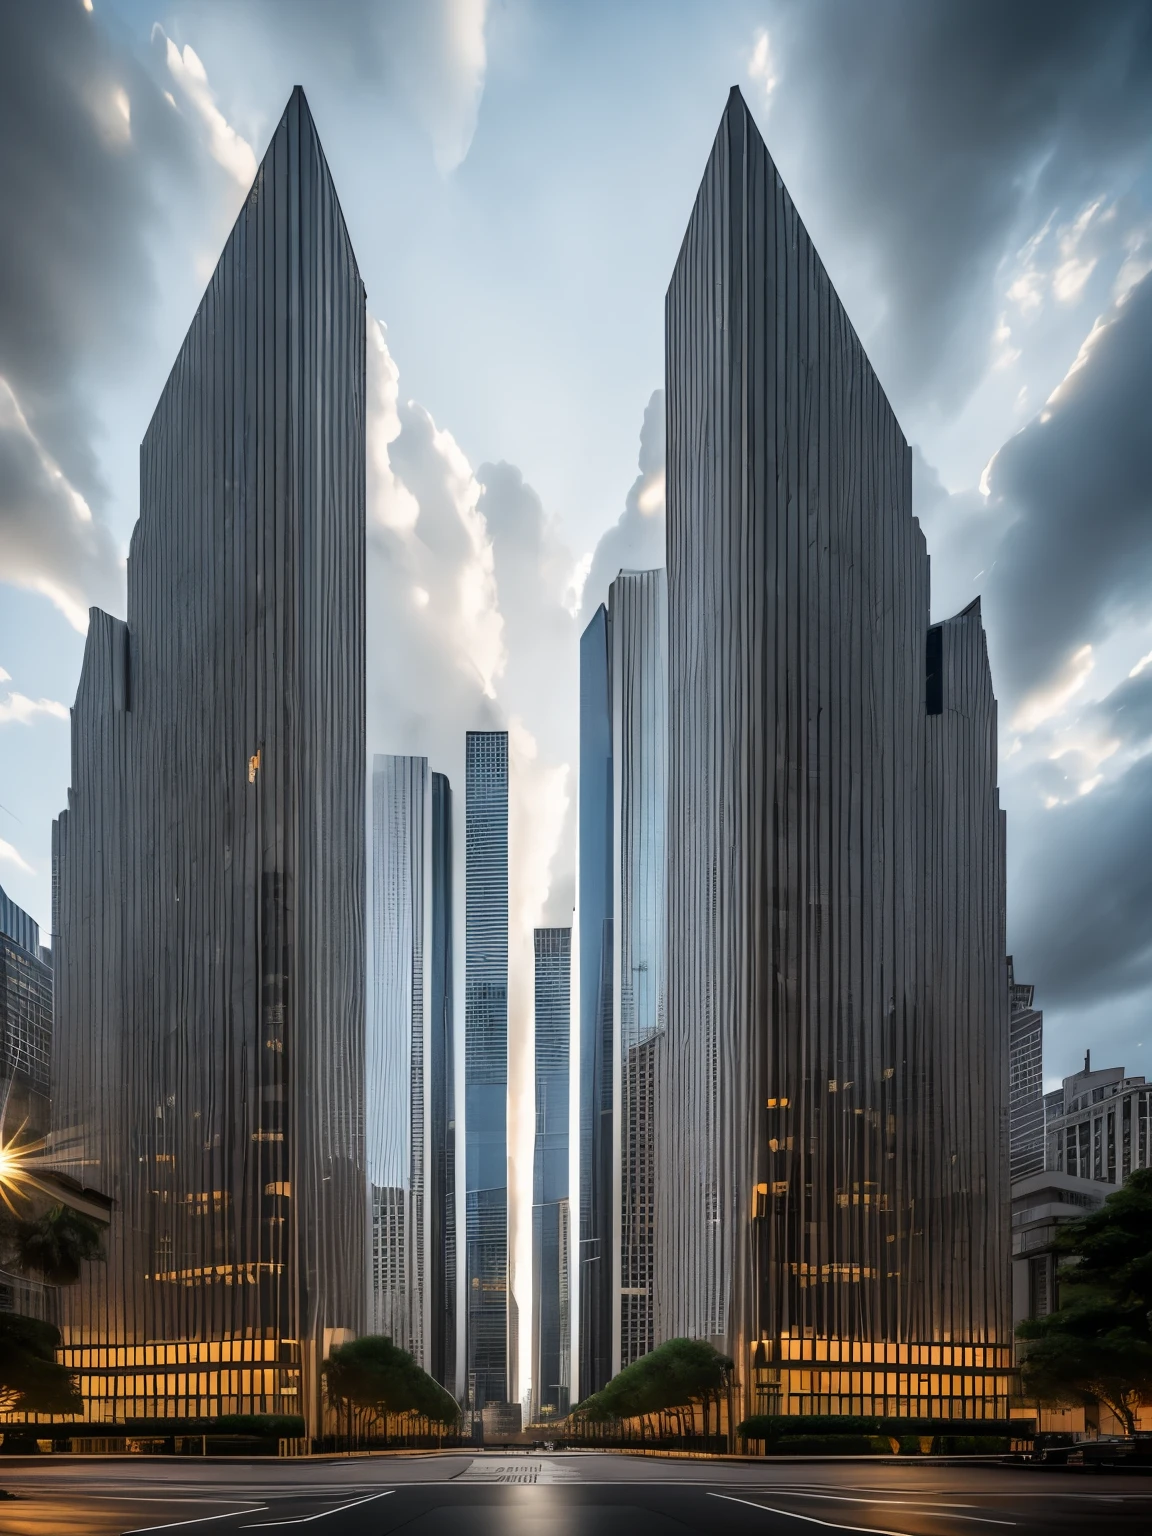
1067, 1433, 1152, 1469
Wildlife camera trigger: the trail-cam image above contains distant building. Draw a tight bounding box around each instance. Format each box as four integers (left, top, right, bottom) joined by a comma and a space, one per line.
1008, 959, 1045, 1182
531, 927, 571, 1421
577, 569, 668, 1394
0, 884, 52, 1142
51, 89, 366, 1437
1013, 1051, 1152, 1326
465, 730, 510, 1416
1012, 1053, 1151, 1432
1045, 1054, 1151, 1186
577, 606, 613, 1402
368, 756, 455, 1390
610, 570, 666, 1376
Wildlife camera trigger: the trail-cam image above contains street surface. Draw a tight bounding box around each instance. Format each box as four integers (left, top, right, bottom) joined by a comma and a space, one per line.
0, 1450, 1148, 1534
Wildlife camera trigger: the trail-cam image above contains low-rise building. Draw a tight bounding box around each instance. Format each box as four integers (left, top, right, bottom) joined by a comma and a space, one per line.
1012, 1049, 1152, 1436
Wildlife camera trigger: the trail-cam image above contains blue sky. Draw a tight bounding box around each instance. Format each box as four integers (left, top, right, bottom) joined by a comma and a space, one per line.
4, 0, 1152, 1088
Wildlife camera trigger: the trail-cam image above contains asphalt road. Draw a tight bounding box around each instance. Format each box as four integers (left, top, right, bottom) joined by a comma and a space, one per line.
0, 1451, 1149, 1535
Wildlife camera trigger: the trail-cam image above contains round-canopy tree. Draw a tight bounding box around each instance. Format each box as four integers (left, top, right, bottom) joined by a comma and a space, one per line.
1018, 1167, 1152, 1434
324, 1335, 460, 1445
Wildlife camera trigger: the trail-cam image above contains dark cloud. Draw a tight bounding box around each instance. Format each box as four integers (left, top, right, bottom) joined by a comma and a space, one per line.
776, 0, 1152, 408
1085, 668, 1152, 749
580, 388, 665, 620
1010, 750, 1152, 1010
985, 268, 1152, 703
0, 0, 193, 621
162, 0, 487, 172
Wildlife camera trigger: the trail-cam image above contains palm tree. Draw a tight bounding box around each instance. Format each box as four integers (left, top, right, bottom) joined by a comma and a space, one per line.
8, 1204, 105, 1286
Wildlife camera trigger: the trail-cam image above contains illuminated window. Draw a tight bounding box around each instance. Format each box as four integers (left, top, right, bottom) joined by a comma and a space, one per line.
248, 750, 261, 783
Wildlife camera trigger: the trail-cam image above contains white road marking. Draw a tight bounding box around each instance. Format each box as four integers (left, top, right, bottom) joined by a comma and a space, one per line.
125, 1511, 266, 1534
241, 1490, 394, 1527
746, 1491, 1014, 1524
710, 1492, 915, 1535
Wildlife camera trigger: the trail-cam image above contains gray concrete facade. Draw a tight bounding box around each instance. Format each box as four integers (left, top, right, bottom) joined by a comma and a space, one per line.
51, 88, 366, 1437
658, 87, 1009, 1422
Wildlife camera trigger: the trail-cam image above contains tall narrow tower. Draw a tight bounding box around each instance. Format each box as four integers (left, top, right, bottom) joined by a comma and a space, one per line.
609, 569, 667, 1376
464, 730, 510, 1415
531, 926, 571, 1421
659, 88, 1008, 1422
368, 756, 455, 1388
577, 606, 613, 1400
52, 89, 366, 1439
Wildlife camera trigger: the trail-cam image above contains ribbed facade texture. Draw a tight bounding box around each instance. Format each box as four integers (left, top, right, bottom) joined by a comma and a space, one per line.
51, 89, 366, 1436
368, 755, 454, 1386
658, 88, 1009, 1421
531, 927, 571, 1420
0, 884, 52, 1141
577, 607, 613, 1400
465, 730, 510, 1411
430, 771, 457, 1395
1008, 959, 1045, 1184
609, 570, 667, 1374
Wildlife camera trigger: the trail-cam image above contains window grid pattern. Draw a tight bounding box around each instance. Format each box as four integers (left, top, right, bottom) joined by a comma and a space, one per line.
531, 927, 571, 1420
610, 570, 667, 1373
465, 731, 509, 1410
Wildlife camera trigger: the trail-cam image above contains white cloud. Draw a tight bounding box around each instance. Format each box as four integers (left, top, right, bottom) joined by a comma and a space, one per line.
367, 317, 422, 534
1114, 225, 1152, 306
991, 314, 1020, 370
748, 28, 779, 103
362, 314, 581, 1392
1051, 197, 1107, 305
0, 666, 9, 683
1053, 256, 1098, 305
564, 551, 592, 617
1012, 643, 1095, 733
0, 376, 122, 631
0, 838, 33, 874
429, 0, 489, 173
1007, 269, 1045, 314
0, 691, 69, 725
157, 31, 257, 189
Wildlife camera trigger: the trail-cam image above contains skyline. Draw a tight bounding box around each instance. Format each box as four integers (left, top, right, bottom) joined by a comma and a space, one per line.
2, 2, 1152, 1441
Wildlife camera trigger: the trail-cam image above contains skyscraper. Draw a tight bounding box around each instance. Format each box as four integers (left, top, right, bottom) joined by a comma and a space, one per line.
51, 89, 366, 1438
658, 88, 1009, 1422
578, 570, 669, 1388
430, 771, 458, 1395
531, 926, 571, 1421
0, 883, 52, 1142
368, 756, 455, 1389
1008, 958, 1044, 1184
610, 570, 667, 1375
577, 608, 613, 1400
465, 730, 510, 1415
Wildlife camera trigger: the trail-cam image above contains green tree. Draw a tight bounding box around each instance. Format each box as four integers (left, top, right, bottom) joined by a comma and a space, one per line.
0, 1313, 82, 1416
323, 1335, 460, 1445
571, 1337, 733, 1444
1017, 1167, 1152, 1434
6, 1204, 105, 1286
